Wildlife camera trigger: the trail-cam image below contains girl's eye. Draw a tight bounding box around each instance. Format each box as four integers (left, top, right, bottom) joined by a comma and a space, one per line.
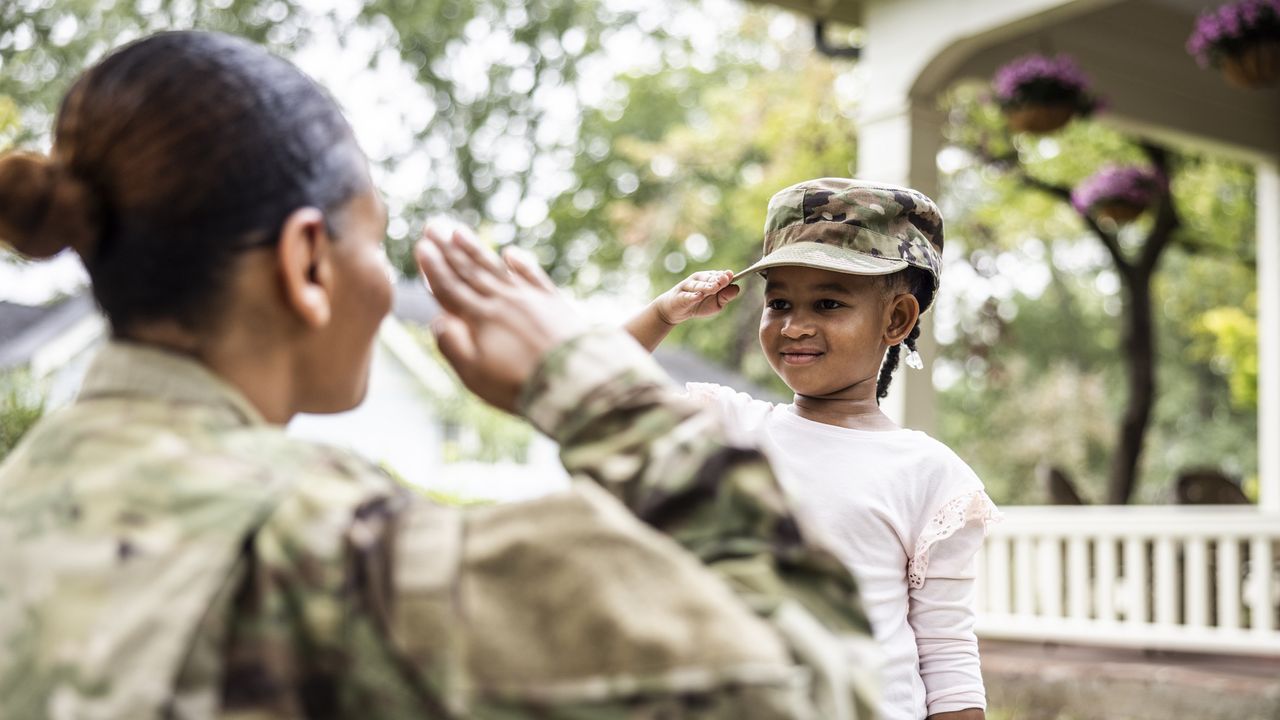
766, 299, 790, 311
817, 299, 842, 310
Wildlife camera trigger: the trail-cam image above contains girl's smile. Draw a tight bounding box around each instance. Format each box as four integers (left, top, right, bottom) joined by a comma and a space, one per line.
779, 347, 825, 365
759, 265, 894, 399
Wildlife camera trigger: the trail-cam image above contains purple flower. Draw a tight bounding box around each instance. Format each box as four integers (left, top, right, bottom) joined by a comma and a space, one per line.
1187, 0, 1280, 67
992, 53, 1101, 115
1071, 165, 1168, 214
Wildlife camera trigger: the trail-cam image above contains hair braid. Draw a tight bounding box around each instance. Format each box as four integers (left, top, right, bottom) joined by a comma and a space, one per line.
875, 343, 902, 402
875, 267, 935, 404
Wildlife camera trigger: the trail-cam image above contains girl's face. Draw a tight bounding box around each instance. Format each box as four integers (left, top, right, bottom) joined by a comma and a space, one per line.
296, 186, 394, 414
758, 265, 893, 399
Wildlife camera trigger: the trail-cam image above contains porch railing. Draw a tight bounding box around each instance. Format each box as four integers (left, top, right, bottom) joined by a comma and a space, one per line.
975, 506, 1280, 656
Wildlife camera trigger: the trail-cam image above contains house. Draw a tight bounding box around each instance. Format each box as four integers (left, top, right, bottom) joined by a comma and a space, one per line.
0, 276, 782, 502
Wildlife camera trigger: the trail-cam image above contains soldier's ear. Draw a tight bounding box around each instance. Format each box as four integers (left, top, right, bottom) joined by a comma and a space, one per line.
883, 291, 919, 346
277, 207, 335, 328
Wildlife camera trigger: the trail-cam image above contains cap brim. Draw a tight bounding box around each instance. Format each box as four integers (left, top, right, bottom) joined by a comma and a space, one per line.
735, 241, 908, 279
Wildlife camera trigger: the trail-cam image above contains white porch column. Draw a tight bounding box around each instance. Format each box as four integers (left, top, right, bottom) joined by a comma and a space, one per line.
855, 100, 944, 433
1258, 160, 1280, 514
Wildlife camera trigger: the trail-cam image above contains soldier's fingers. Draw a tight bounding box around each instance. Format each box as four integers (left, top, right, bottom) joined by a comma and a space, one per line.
451, 226, 511, 282
428, 226, 506, 298
502, 245, 557, 292
415, 238, 491, 319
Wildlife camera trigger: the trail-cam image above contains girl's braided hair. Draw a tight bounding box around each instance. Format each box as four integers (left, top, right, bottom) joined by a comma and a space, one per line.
875, 267, 936, 404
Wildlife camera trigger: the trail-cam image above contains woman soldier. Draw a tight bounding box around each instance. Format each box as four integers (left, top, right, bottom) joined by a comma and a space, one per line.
0, 31, 876, 719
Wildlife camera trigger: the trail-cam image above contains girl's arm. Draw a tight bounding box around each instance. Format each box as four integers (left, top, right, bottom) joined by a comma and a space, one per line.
929, 709, 985, 719
909, 520, 991, 718
623, 270, 739, 352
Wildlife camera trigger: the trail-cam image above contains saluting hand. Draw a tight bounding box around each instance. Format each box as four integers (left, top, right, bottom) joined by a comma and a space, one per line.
415, 224, 586, 413
653, 270, 740, 325
623, 269, 740, 353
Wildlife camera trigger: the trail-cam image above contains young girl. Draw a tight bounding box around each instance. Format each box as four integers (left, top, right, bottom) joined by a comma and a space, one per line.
627, 178, 1000, 720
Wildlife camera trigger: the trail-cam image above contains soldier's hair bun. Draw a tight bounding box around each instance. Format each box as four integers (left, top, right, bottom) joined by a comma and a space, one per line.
0, 152, 99, 259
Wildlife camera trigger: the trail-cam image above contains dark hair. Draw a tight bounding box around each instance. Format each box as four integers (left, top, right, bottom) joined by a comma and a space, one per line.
875, 267, 935, 404
0, 31, 369, 334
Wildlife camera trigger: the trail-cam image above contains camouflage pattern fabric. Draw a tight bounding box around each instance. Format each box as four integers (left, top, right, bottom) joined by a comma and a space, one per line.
0, 332, 879, 719
738, 178, 944, 288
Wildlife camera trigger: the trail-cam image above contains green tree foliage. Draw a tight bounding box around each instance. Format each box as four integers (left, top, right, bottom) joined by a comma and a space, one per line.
0, 0, 310, 144
0, 371, 43, 461
937, 82, 1258, 504
544, 14, 859, 391
404, 326, 534, 464
364, 0, 674, 275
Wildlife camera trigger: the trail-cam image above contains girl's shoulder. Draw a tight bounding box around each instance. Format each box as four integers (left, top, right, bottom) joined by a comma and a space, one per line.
899, 431, 984, 488
684, 382, 780, 433
899, 435, 1002, 589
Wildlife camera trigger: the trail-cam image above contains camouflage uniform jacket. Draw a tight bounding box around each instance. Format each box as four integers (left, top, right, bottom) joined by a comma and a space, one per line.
0, 330, 878, 719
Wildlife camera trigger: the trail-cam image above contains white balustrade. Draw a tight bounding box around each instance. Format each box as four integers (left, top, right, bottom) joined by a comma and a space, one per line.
976, 506, 1280, 656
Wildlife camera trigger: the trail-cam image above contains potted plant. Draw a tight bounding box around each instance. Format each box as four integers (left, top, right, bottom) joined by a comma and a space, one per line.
1071, 166, 1167, 224
993, 53, 1101, 134
1187, 0, 1280, 88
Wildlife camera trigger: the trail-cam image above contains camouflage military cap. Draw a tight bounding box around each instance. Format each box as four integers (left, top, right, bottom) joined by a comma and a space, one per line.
738, 178, 944, 289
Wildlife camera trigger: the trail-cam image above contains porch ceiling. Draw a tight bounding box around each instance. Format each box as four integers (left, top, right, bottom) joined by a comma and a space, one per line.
912, 0, 1280, 159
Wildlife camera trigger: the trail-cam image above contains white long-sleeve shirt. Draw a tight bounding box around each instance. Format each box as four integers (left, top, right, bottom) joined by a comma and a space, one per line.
688, 383, 1000, 720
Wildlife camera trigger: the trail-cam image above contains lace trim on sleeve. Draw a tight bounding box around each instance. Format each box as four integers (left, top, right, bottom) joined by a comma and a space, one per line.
684, 382, 722, 407
908, 490, 1002, 589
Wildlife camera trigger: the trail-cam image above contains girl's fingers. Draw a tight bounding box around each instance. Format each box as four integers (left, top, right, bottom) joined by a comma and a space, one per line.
688, 270, 731, 286
679, 278, 707, 295
415, 237, 491, 318
716, 283, 740, 307
502, 245, 557, 292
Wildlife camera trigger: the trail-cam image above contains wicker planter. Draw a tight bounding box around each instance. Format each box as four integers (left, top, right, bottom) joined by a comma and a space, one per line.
1220, 41, 1280, 88
1094, 201, 1146, 223
1004, 103, 1076, 134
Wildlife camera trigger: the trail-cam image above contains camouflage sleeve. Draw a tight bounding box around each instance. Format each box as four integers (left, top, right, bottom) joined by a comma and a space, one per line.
520, 328, 882, 719
228, 458, 821, 719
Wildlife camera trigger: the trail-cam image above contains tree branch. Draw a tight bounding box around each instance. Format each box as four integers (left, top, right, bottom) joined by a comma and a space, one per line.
1136, 141, 1182, 273
1014, 171, 1134, 276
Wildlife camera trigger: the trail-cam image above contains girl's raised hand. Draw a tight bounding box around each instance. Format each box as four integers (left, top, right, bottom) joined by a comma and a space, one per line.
654, 270, 740, 326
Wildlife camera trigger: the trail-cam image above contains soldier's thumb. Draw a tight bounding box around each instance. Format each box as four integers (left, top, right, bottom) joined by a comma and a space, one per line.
432, 312, 478, 373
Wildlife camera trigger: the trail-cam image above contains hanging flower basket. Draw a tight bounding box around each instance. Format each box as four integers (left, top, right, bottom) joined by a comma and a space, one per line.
993, 54, 1101, 135
1071, 166, 1167, 224
1004, 104, 1077, 134
1221, 40, 1280, 87
1094, 201, 1146, 224
1187, 1, 1280, 89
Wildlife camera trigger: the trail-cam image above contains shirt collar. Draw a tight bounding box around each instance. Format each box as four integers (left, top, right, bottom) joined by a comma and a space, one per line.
76, 340, 269, 427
